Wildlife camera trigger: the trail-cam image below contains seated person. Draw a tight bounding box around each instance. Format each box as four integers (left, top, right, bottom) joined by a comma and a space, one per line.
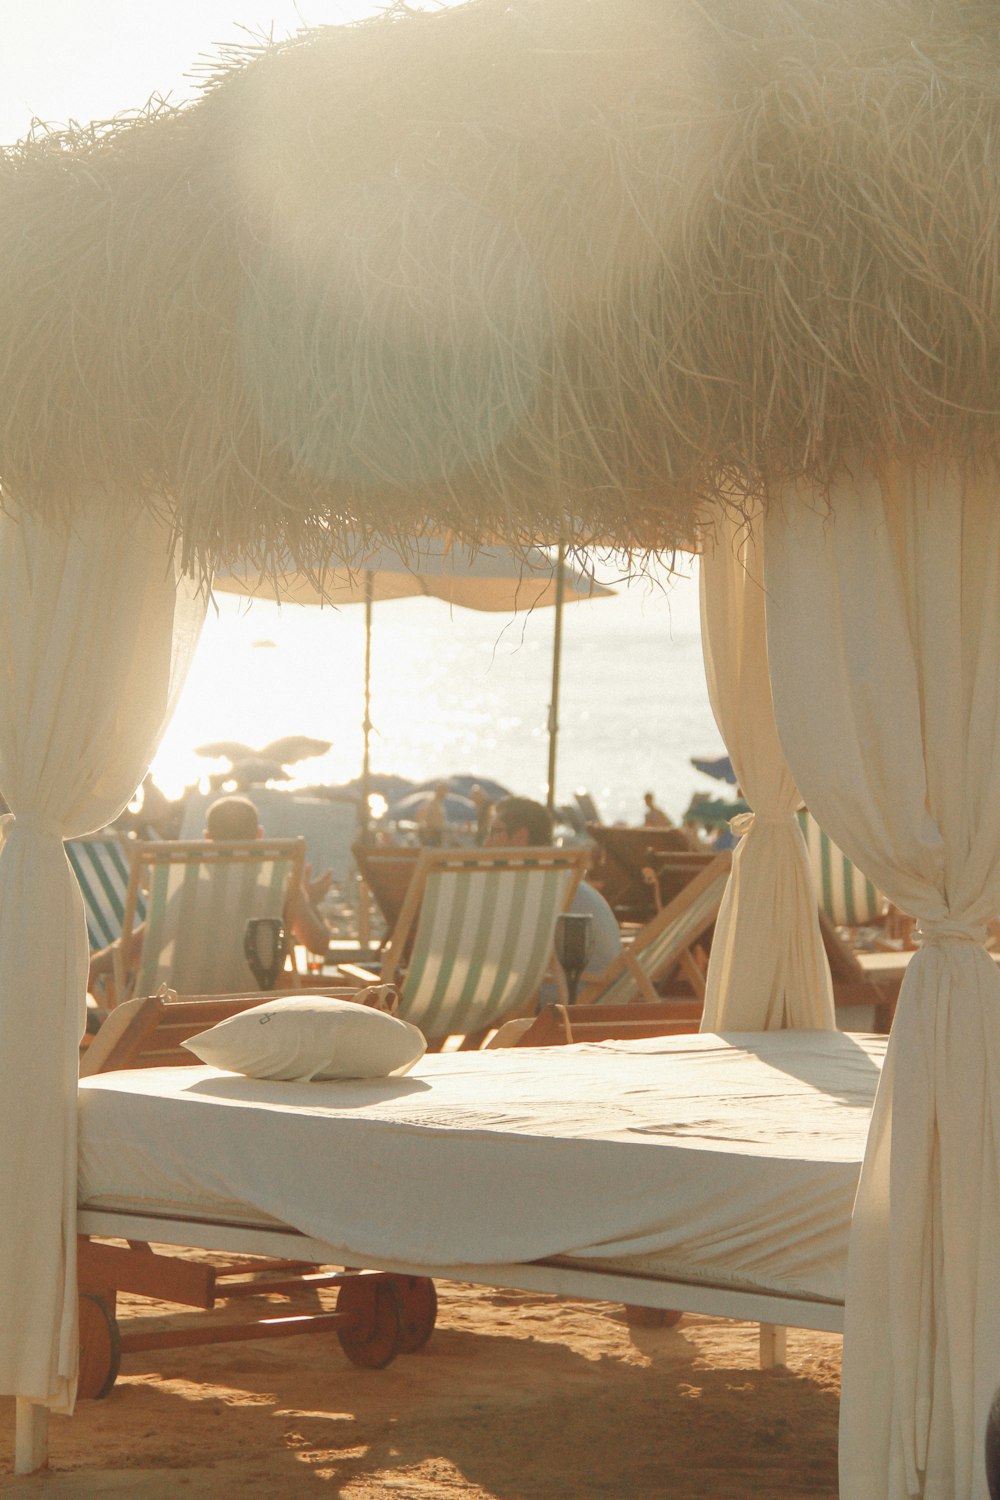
88, 794, 333, 997
485, 795, 622, 992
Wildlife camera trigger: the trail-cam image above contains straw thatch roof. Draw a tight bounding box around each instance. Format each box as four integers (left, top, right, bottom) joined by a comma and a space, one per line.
1, 0, 998, 572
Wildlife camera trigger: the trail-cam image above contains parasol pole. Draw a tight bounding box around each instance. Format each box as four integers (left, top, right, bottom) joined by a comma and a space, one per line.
356, 569, 375, 946
545, 537, 567, 814
360, 568, 374, 831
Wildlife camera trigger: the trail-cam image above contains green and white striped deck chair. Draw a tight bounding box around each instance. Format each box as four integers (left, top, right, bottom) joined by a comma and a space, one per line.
66, 834, 145, 951
377, 846, 589, 1044
797, 810, 885, 928
581, 851, 733, 1006
114, 838, 306, 1004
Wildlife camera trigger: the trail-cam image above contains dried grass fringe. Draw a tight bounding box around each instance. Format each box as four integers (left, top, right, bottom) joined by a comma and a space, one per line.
0, 0, 998, 575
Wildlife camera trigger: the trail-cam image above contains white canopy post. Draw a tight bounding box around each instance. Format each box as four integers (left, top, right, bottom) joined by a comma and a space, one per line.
0, 494, 205, 1429
764, 459, 1000, 1500
698, 504, 834, 1031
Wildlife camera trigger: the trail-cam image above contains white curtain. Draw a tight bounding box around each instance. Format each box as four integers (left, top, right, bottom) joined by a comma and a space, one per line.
764, 460, 1000, 1500
699, 507, 835, 1030
0, 496, 205, 1411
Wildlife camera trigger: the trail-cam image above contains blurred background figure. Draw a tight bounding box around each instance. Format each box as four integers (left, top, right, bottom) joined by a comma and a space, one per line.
470, 783, 494, 845
642, 791, 671, 828
415, 783, 449, 846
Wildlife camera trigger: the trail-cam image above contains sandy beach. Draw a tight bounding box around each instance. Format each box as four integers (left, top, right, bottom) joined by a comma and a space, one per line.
1, 1272, 841, 1498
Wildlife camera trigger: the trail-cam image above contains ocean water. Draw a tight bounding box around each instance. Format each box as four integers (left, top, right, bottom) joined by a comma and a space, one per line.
152, 556, 727, 827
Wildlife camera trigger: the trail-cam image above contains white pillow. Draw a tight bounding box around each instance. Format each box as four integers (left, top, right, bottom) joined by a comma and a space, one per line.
182, 995, 427, 1081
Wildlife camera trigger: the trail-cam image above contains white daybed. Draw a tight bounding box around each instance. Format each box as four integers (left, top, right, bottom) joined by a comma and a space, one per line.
75, 1025, 885, 1389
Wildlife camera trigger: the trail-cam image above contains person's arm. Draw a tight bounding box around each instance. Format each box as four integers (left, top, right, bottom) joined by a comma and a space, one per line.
288, 884, 331, 957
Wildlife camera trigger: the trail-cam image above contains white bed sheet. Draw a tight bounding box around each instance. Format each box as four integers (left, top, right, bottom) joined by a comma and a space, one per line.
78, 1030, 885, 1304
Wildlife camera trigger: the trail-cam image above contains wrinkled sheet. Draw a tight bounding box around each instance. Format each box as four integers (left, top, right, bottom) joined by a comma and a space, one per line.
78, 1030, 885, 1303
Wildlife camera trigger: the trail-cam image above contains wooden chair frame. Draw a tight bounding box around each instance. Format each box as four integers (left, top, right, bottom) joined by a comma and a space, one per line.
578, 851, 732, 1006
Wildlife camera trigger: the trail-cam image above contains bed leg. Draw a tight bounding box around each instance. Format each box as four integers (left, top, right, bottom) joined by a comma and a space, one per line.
14, 1398, 48, 1474
758, 1323, 787, 1369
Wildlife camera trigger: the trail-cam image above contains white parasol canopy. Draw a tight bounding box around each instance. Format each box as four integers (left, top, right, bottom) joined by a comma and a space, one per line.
213, 535, 613, 817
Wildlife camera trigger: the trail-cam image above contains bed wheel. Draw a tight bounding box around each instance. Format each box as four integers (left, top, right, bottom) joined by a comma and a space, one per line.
78, 1292, 122, 1399
335, 1276, 405, 1368
389, 1275, 437, 1353
623, 1304, 684, 1330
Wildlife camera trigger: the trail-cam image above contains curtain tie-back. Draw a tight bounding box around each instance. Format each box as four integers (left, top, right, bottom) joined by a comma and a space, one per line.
728, 810, 795, 838
914, 916, 987, 947
0, 811, 64, 841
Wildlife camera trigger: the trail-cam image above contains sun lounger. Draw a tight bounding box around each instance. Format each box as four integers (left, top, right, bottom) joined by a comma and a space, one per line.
341, 845, 588, 1044
797, 810, 885, 928
66, 834, 144, 952
352, 842, 421, 937
579, 851, 732, 1005
114, 837, 306, 1003
586, 823, 700, 923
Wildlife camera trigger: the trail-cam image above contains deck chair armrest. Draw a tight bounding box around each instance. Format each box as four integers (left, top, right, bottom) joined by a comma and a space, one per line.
336, 962, 383, 987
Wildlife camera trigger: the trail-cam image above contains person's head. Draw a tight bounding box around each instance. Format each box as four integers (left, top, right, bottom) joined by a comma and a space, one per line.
486, 796, 553, 847
643, 791, 655, 808
205, 795, 262, 842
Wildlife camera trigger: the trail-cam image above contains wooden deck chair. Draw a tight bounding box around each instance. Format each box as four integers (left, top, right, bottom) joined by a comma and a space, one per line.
797, 810, 886, 928
578, 851, 733, 1006
341, 845, 589, 1044
586, 823, 699, 924
67, 834, 145, 952
114, 838, 306, 1004
352, 842, 422, 936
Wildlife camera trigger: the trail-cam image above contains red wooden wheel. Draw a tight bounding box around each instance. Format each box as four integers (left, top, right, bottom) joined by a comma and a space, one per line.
335, 1276, 404, 1368
78, 1292, 122, 1400
623, 1304, 684, 1329
388, 1275, 437, 1353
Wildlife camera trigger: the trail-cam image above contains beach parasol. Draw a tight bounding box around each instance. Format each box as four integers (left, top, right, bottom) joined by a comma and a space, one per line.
387, 788, 478, 826
214, 535, 613, 819
690, 755, 737, 787
413, 775, 513, 805
195, 735, 332, 767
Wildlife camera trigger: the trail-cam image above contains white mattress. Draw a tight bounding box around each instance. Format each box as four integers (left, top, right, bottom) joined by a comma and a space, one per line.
78, 1030, 885, 1304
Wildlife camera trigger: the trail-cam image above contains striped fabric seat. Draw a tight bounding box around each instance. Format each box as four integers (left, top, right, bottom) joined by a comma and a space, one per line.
66, 835, 145, 952
117, 838, 306, 1003
585, 852, 732, 1006
797, 811, 885, 928
379, 847, 588, 1043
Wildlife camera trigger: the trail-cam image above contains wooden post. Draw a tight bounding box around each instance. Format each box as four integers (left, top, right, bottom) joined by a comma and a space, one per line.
14, 1399, 48, 1474
759, 1323, 787, 1368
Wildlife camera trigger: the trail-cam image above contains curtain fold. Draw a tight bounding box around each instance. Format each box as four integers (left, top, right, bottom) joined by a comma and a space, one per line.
764, 460, 1000, 1500
0, 495, 205, 1410
699, 506, 834, 1031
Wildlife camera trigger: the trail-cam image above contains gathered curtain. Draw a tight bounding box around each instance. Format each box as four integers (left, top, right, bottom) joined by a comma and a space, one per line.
0, 496, 205, 1410
764, 460, 1000, 1500
698, 505, 835, 1031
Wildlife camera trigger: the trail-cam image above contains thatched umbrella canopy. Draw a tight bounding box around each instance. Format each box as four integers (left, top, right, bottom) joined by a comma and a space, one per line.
0, 0, 998, 573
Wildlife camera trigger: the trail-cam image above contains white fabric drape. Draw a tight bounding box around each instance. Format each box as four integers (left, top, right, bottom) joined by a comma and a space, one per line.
0, 496, 205, 1411
699, 508, 835, 1030
764, 460, 1000, 1500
